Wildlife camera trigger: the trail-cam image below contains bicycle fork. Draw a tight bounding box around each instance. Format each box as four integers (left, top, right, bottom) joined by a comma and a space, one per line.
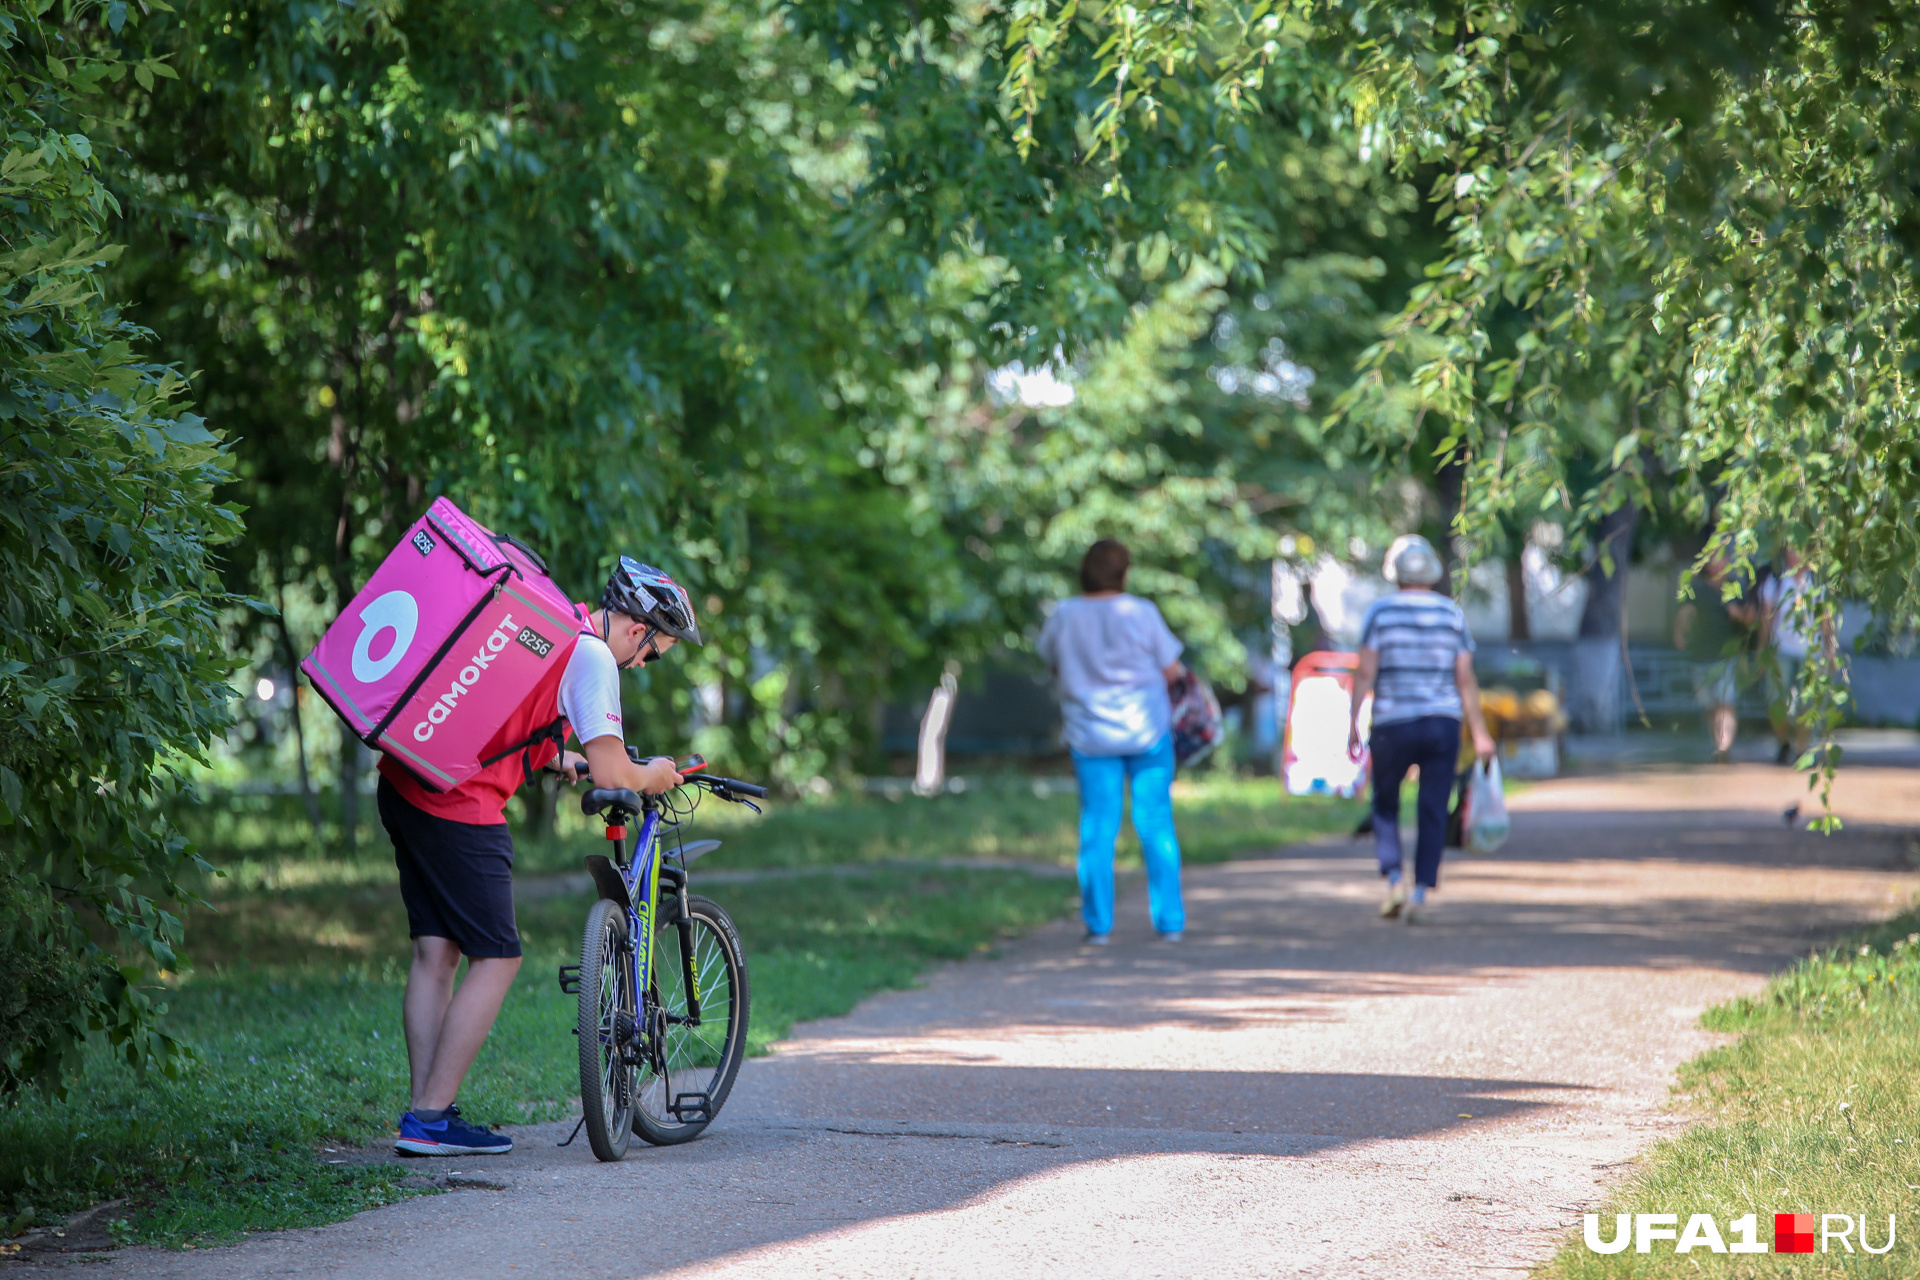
658, 861, 704, 1025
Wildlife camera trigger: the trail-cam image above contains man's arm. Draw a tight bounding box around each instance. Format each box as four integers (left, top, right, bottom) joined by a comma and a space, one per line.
1347, 647, 1378, 758
1673, 601, 1697, 650
1454, 652, 1496, 762
1758, 581, 1780, 648
566, 736, 681, 794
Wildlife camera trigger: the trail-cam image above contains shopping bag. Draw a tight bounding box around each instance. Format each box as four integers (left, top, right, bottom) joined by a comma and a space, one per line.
1462, 758, 1511, 854
1168, 669, 1224, 767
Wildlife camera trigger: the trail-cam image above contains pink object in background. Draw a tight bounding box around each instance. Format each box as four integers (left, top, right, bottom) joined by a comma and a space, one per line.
301, 497, 587, 792
1283, 651, 1370, 798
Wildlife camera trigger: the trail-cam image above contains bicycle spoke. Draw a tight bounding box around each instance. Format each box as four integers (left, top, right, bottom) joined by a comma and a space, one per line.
631, 896, 747, 1142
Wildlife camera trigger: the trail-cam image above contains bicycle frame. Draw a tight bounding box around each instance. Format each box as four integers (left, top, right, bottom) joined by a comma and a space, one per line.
586, 797, 706, 1052
610, 804, 664, 1035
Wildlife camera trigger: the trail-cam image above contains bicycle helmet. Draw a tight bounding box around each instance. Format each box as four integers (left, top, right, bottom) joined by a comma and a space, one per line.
601, 557, 703, 645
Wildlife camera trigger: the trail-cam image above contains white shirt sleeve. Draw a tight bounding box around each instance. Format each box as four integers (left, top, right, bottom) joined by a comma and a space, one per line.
558, 633, 624, 746
1038, 608, 1061, 667
1146, 603, 1183, 669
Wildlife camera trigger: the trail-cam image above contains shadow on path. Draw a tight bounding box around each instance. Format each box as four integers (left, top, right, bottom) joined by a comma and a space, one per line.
20, 768, 1917, 1280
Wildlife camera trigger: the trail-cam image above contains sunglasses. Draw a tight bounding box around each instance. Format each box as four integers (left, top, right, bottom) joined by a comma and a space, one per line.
615, 627, 668, 672
634, 630, 671, 667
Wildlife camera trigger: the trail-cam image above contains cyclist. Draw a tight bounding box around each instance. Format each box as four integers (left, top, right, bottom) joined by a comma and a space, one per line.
378, 558, 703, 1157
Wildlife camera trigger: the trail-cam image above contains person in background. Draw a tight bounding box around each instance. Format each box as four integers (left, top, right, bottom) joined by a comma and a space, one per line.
1039, 539, 1188, 945
1347, 535, 1495, 924
1675, 553, 1763, 762
1761, 547, 1814, 765
1289, 580, 1332, 663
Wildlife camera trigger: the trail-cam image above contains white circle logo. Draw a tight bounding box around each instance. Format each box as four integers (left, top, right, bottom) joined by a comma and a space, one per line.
350, 590, 419, 685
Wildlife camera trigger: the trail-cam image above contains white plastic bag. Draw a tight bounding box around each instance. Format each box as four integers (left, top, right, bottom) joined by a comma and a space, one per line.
1463, 757, 1511, 854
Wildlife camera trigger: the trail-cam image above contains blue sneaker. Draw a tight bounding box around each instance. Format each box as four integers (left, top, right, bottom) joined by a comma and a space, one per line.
394, 1105, 513, 1157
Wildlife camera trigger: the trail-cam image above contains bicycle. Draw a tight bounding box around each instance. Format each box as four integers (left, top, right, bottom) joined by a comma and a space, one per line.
556, 752, 767, 1161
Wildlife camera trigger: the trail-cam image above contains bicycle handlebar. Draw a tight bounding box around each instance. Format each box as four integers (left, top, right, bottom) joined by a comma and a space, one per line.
692, 775, 768, 801
572, 752, 767, 802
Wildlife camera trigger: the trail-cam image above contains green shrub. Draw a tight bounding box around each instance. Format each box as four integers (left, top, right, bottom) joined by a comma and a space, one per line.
1, 3, 242, 1097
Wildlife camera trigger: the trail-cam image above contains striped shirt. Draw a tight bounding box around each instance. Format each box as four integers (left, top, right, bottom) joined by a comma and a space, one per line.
1358, 590, 1475, 726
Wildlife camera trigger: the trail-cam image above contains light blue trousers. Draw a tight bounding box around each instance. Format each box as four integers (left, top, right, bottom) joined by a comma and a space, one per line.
1070, 734, 1186, 936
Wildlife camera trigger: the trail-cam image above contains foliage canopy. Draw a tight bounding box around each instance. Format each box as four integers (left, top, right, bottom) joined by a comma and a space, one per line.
1004, 0, 1920, 743
107, 0, 1419, 783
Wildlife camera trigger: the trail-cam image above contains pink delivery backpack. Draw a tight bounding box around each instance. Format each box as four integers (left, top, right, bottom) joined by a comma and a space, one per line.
300, 497, 589, 792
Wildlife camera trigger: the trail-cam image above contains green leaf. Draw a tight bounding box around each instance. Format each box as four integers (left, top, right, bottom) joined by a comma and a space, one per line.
162, 418, 216, 445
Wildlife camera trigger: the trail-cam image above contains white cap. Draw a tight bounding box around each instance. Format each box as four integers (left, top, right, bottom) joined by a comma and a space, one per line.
1385, 534, 1444, 586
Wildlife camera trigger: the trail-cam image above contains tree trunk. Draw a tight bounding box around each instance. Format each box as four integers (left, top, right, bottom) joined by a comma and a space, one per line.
518, 774, 557, 840
1434, 451, 1465, 597
1569, 503, 1637, 732
1505, 553, 1531, 641
340, 735, 362, 857
275, 575, 324, 839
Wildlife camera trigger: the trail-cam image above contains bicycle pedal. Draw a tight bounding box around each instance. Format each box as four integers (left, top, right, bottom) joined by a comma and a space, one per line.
668, 1092, 713, 1122
557, 964, 581, 995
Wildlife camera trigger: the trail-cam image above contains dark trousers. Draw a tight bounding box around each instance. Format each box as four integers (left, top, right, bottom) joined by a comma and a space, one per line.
1369, 715, 1461, 889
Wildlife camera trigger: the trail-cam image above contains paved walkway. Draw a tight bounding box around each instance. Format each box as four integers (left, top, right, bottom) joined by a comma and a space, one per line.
14, 765, 1918, 1279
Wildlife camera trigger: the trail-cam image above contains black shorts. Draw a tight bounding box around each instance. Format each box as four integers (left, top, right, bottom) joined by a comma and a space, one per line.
377, 777, 521, 959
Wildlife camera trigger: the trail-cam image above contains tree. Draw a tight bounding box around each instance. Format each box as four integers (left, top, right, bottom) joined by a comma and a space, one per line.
796, 1, 1438, 678
1334, 0, 1920, 759
104, 0, 1433, 784
107, 0, 968, 786
1001, 1, 1920, 767
0, 1, 239, 1096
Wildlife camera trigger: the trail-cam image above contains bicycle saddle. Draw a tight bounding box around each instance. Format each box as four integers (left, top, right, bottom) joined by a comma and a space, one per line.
581, 787, 641, 817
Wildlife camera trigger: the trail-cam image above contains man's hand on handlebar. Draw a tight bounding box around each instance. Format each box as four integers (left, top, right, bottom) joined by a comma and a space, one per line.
555, 751, 591, 784
633, 756, 683, 795
573, 737, 683, 795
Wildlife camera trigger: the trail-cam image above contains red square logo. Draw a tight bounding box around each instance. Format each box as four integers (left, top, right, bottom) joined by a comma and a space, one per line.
1775, 1213, 1816, 1253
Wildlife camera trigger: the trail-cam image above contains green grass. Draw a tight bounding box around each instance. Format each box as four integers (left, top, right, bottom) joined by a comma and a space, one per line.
174, 774, 1361, 885
1545, 906, 1920, 1278
3, 776, 1360, 1248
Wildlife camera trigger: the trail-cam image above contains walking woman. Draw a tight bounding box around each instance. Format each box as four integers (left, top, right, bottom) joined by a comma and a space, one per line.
1039, 539, 1187, 944
1347, 535, 1495, 923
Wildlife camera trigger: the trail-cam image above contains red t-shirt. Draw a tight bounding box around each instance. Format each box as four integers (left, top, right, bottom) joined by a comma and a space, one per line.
378, 654, 572, 826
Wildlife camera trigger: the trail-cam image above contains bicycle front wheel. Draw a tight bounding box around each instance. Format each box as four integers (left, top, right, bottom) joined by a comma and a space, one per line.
634, 894, 750, 1146
577, 897, 637, 1162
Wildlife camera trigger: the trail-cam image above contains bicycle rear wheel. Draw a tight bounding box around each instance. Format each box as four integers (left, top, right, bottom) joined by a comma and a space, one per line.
634, 894, 750, 1146
576, 897, 637, 1162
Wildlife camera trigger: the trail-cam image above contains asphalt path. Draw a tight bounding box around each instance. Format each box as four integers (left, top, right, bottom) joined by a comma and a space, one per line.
12, 764, 1918, 1279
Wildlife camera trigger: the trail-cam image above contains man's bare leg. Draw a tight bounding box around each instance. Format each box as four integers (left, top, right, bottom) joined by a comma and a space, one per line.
403, 937, 463, 1110
1711, 704, 1737, 757
416, 955, 522, 1111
